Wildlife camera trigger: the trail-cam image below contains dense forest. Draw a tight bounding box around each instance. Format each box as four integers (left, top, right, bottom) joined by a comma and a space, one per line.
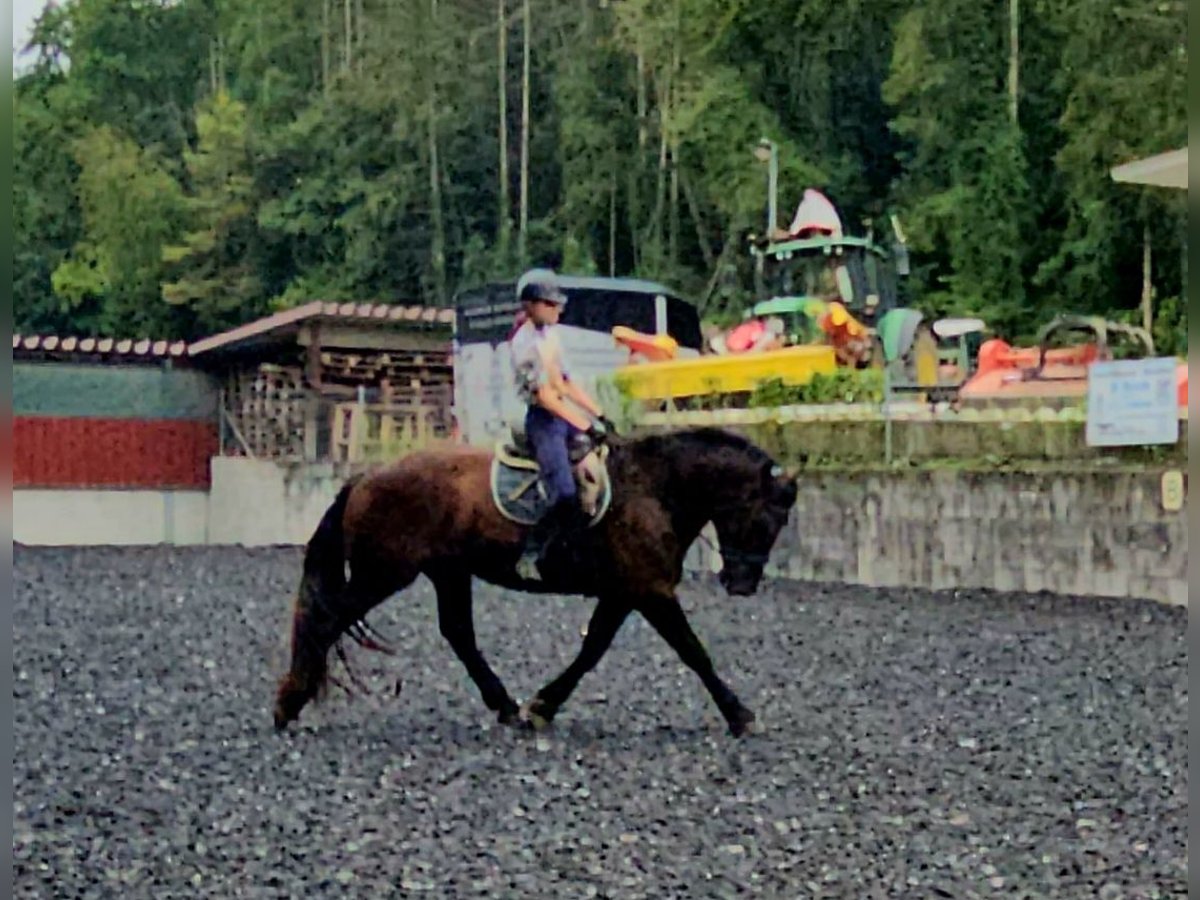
13, 0, 1187, 351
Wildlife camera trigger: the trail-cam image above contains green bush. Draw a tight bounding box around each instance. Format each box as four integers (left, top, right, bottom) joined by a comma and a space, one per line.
747, 369, 884, 407
595, 375, 644, 432
1151, 296, 1187, 358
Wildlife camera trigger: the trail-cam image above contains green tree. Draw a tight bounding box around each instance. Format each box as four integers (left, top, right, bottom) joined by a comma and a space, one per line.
14, 5, 87, 334
883, 1, 1033, 335
52, 126, 187, 338
66, 0, 214, 167
9, 0, 1189, 346
161, 92, 265, 333
1036, 0, 1186, 331
14, 82, 84, 334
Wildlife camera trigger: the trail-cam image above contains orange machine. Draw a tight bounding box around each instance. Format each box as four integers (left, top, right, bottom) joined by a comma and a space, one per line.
611, 325, 681, 363
959, 315, 1187, 406
816, 301, 872, 367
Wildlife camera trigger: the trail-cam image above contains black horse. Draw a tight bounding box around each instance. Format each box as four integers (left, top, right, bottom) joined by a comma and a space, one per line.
274, 427, 798, 737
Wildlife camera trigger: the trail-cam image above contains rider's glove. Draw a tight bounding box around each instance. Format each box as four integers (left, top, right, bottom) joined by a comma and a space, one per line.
585, 421, 609, 445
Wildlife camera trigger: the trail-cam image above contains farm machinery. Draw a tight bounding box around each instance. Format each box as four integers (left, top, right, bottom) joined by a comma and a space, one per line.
611, 187, 910, 403
607, 158, 1187, 413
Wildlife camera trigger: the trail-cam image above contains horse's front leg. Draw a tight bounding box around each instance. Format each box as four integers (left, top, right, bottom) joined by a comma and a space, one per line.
430, 569, 520, 724
635, 595, 757, 737
522, 595, 631, 728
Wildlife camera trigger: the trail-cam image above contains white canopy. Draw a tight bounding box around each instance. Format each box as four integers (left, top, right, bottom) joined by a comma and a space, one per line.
1110, 147, 1187, 189
785, 188, 844, 238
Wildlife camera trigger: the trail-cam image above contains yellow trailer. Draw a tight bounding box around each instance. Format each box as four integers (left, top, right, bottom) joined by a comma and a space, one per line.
613, 344, 837, 400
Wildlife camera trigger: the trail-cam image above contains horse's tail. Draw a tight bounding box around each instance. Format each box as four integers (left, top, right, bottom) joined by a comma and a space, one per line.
274, 475, 360, 730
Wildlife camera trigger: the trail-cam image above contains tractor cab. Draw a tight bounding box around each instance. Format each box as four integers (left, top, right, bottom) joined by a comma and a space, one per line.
747, 188, 905, 330
751, 234, 901, 331
733, 187, 908, 367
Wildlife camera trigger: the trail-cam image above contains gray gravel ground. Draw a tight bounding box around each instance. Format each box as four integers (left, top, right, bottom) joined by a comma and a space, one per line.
14, 545, 1187, 898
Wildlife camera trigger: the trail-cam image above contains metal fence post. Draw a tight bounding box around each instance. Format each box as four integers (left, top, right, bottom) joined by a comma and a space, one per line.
883, 365, 893, 464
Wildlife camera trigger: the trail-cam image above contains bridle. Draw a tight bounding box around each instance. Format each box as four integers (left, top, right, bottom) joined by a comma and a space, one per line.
695, 465, 793, 570
718, 545, 773, 567
697, 531, 771, 568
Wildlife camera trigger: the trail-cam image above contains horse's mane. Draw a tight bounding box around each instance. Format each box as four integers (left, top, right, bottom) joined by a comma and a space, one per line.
628, 426, 773, 469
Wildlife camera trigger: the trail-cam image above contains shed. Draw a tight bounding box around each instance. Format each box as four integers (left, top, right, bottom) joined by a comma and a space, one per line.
187, 301, 456, 461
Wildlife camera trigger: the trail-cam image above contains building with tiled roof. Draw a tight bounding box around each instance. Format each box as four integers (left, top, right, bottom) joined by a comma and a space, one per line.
14, 301, 456, 546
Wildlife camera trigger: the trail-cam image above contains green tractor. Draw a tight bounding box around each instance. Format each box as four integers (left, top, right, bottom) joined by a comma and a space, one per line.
742, 175, 910, 361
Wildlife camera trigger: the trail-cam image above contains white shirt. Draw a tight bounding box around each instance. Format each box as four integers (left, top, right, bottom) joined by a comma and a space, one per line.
510, 319, 570, 405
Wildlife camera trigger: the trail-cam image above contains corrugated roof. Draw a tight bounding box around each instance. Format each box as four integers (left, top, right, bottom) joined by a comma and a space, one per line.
188, 300, 455, 356
14, 301, 454, 364
14, 334, 189, 359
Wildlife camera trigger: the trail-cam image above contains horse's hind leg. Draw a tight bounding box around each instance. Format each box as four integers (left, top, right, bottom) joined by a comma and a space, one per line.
430, 568, 520, 724
636, 596, 756, 737
523, 596, 630, 728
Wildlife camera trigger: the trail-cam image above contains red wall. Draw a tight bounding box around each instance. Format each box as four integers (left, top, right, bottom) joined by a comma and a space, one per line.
14, 417, 218, 489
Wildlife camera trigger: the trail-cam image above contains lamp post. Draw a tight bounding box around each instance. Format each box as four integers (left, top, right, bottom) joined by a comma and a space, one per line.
753, 137, 778, 238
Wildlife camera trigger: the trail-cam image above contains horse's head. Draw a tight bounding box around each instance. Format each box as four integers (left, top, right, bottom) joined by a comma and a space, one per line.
712, 460, 798, 596
626, 427, 800, 595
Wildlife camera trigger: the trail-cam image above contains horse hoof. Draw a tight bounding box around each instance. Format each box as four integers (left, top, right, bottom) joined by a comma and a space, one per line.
497, 705, 521, 727
728, 708, 759, 738
519, 698, 554, 732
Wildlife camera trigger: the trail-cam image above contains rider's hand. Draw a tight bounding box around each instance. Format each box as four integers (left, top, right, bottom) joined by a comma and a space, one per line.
585, 421, 609, 445
596, 414, 618, 436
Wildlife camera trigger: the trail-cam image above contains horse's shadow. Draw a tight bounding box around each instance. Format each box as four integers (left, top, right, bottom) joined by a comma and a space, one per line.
280, 704, 738, 755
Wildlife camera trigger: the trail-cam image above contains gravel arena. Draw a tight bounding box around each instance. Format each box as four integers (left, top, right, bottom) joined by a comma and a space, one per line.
14, 545, 1187, 898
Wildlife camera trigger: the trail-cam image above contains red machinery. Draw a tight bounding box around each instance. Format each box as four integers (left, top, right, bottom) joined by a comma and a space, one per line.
959, 315, 1187, 406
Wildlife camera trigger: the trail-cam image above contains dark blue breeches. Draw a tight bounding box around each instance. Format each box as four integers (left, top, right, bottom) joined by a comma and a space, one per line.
524, 406, 580, 505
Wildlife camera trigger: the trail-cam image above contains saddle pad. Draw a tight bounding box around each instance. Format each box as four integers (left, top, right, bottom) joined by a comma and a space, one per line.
494, 442, 540, 471
490, 457, 612, 527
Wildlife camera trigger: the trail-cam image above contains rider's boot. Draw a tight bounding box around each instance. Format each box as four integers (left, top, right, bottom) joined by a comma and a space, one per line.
515, 498, 589, 581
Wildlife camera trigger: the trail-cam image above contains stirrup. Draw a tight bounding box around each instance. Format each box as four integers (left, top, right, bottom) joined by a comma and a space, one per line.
515, 553, 543, 581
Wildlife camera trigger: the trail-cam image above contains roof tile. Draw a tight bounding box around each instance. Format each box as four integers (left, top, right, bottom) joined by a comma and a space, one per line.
16, 301, 454, 363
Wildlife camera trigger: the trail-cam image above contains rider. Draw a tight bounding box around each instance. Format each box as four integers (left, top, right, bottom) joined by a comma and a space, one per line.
510, 269, 612, 580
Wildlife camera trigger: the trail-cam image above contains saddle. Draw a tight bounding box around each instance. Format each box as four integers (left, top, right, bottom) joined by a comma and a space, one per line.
490, 426, 613, 527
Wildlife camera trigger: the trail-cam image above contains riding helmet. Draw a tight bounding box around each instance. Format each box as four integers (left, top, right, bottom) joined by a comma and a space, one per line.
516, 268, 568, 306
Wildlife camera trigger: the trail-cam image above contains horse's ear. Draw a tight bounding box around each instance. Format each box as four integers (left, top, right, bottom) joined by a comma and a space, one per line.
770, 464, 800, 484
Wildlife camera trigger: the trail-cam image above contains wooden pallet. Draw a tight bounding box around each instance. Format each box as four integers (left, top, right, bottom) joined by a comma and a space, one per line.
221, 365, 309, 459
218, 358, 455, 461
319, 349, 452, 386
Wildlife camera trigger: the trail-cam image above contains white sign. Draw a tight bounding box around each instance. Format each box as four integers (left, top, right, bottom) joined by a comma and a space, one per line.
1085, 357, 1179, 447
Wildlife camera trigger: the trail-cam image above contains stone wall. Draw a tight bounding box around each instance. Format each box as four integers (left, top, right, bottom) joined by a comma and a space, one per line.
18, 446, 1184, 607
207, 457, 354, 546
685, 469, 1188, 606
14, 489, 209, 545
199, 459, 1192, 606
